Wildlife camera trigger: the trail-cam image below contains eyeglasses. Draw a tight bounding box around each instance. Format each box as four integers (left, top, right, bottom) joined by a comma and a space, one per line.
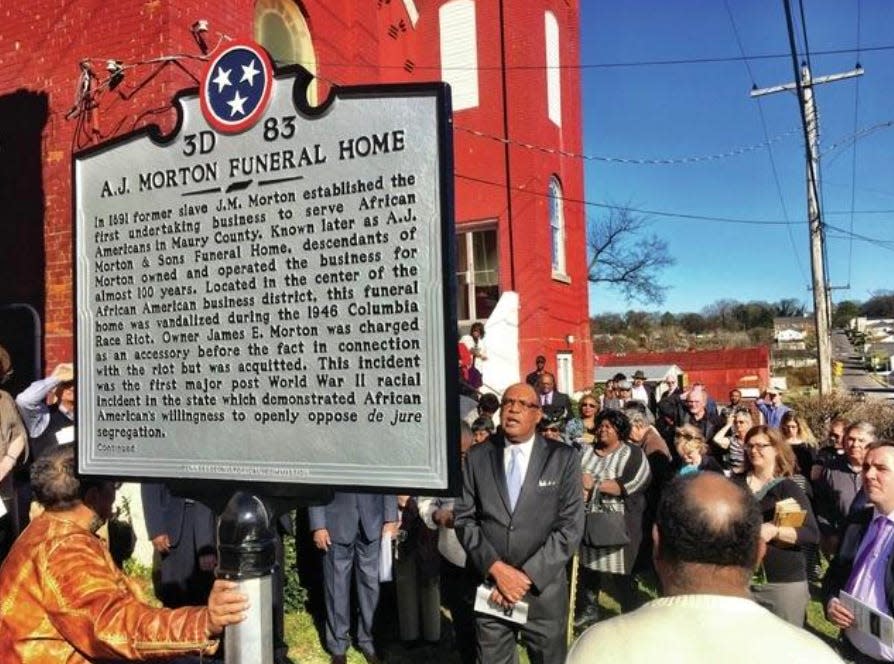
744, 442, 773, 451
543, 426, 561, 433
500, 398, 540, 410
581, 403, 597, 409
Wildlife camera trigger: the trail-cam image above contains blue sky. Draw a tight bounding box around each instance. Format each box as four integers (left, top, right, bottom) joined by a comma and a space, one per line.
580, 1, 894, 314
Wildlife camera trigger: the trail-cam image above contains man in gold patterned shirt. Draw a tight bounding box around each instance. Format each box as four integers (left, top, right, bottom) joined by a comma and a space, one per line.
0, 444, 247, 663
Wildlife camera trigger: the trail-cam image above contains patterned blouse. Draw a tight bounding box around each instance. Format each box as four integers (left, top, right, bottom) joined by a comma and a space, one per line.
579, 442, 651, 574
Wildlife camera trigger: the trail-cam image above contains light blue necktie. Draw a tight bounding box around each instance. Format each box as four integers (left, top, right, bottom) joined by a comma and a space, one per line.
507, 446, 523, 511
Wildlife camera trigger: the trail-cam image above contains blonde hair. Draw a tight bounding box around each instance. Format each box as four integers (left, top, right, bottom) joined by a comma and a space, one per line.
675, 424, 707, 456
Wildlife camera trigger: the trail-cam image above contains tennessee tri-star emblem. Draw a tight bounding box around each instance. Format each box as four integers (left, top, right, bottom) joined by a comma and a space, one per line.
200, 41, 273, 134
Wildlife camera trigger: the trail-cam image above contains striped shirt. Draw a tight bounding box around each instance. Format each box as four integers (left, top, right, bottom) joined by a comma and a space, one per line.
580, 443, 651, 574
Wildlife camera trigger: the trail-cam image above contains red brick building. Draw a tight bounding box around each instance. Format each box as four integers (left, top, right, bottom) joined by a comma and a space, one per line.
0, 0, 592, 390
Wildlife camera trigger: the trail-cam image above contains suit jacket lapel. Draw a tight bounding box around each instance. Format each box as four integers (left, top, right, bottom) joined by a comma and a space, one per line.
489, 437, 512, 515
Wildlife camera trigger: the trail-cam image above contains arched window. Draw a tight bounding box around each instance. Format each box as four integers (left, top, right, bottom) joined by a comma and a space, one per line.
253, 0, 318, 105
548, 177, 566, 276
544, 11, 561, 126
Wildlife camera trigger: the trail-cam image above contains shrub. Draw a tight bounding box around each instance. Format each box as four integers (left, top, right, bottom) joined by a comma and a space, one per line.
787, 392, 894, 441
282, 510, 307, 613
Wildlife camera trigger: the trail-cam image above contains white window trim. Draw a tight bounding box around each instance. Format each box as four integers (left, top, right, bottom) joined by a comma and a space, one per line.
456, 223, 498, 324
549, 177, 568, 281
440, 0, 479, 111
545, 11, 561, 127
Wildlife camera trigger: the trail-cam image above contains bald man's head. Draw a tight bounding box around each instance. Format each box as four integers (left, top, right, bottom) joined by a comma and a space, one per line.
656, 473, 762, 574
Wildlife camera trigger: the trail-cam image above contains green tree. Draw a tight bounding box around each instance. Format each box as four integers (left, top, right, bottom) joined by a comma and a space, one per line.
679, 312, 708, 334
590, 313, 626, 335
702, 299, 742, 331
832, 300, 861, 328
625, 310, 654, 338
861, 292, 894, 317
774, 298, 807, 317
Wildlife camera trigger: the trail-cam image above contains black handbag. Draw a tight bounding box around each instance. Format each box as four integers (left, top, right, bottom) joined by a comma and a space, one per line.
582, 490, 629, 548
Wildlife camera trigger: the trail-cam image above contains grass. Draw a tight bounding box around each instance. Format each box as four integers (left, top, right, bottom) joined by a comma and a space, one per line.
124, 558, 841, 663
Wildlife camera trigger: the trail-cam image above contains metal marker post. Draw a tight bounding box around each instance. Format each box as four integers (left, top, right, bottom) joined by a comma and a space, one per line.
217, 492, 276, 664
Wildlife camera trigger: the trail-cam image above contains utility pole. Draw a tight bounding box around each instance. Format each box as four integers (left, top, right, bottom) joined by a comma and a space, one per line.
751, 63, 863, 395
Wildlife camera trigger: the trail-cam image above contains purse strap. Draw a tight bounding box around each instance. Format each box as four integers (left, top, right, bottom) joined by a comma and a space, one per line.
586, 482, 603, 512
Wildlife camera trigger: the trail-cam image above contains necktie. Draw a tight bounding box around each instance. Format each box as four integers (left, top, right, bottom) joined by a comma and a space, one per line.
846, 516, 892, 593
507, 446, 523, 511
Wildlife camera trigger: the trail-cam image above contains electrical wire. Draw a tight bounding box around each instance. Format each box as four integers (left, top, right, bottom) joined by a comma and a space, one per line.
847, 2, 863, 285
280, 43, 894, 71
456, 172, 894, 252
724, 0, 808, 285
454, 124, 800, 165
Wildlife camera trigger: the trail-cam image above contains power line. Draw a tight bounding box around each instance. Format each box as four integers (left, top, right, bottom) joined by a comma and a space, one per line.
310, 43, 894, 71
847, 2, 863, 284
455, 172, 894, 249
455, 124, 800, 165
456, 173, 794, 225
724, 0, 808, 284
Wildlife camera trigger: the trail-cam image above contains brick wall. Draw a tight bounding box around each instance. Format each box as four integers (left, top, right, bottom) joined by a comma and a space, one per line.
0, 0, 593, 387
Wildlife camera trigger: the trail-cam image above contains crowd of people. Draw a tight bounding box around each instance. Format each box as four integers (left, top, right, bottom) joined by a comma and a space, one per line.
1, 335, 893, 663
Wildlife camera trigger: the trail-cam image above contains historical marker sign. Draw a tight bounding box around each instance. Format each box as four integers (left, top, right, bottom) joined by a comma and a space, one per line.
74, 52, 457, 491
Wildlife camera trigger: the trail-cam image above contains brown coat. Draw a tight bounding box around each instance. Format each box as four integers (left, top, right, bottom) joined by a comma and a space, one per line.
0, 511, 216, 663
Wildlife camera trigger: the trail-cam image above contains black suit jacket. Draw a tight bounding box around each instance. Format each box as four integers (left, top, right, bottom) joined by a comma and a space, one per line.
541, 391, 572, 422
823, 506, 894, 616
454, 434, 584, 595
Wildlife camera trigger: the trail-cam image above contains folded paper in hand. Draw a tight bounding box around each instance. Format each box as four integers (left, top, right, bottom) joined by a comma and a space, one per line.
379, 535, 393, 582
774, 498, 807, 528
474, 583, 528, 625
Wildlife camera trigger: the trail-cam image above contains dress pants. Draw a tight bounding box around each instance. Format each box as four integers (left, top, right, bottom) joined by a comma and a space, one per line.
440, 559, 476, 664
395, 551, 440, 642
152, 502, 215, 609
475, 573, 568, 664
323, 534, 380, 655
751, 580, 809, 626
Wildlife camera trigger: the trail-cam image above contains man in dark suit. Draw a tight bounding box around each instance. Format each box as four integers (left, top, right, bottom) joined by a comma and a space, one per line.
525, 355, 547, 387
536, 372, 572, 422
309, 492, 399, 664
455, 382, 584, 664
824, 441, 894, 662
141, 482, 217, 608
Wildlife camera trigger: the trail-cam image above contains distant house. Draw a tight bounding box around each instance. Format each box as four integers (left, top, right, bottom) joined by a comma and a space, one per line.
775, 328, 807, 352
853, 317, 894, 335
774, 316, 813, 335
776, 328, 806, 342
594, 347, 771, 401
866, 341, 894, 374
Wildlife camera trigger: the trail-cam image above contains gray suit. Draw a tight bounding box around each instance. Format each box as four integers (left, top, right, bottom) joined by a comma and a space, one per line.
141, 483, 216, 608
308, 492, 398, 656
455, 434, 584, 664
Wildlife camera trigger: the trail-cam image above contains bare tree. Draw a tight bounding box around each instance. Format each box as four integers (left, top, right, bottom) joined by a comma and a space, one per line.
587, 206, 675, 305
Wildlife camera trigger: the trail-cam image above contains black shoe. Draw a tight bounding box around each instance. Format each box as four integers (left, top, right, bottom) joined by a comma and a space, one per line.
359, 650, 382, 664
